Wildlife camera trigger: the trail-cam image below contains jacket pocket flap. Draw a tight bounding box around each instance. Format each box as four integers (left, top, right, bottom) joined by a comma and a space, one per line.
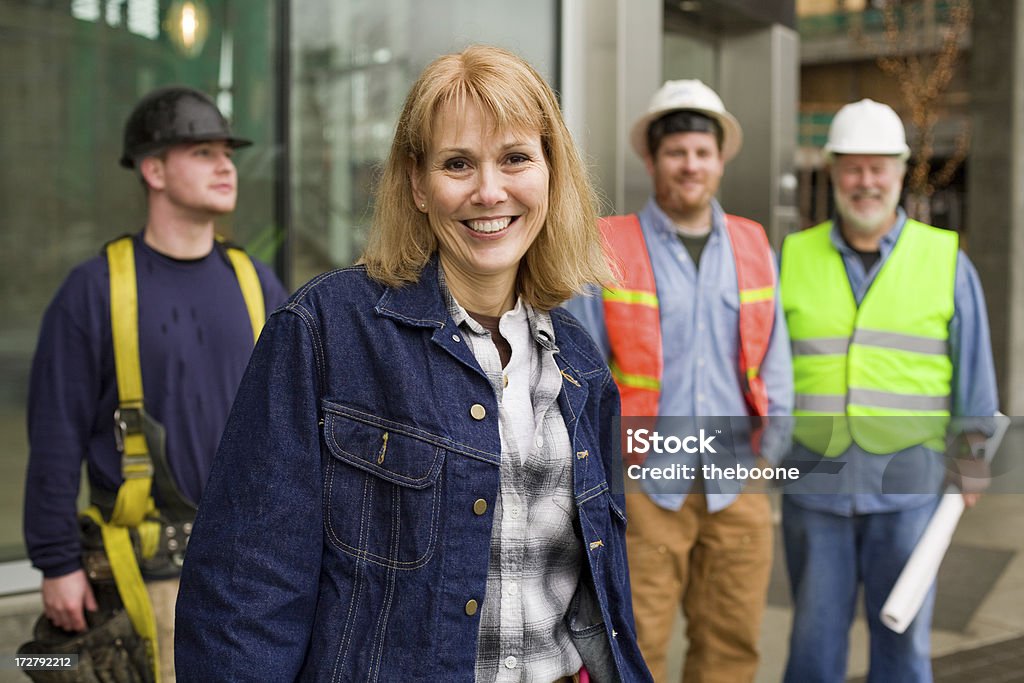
323, 410, 444, 489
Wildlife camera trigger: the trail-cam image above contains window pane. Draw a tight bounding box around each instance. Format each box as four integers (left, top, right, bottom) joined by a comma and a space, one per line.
289, 0, 558, 285
0, 0, 280, 565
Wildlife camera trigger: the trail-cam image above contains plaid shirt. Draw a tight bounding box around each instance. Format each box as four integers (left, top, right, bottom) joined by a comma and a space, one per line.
442, 279, 583, 682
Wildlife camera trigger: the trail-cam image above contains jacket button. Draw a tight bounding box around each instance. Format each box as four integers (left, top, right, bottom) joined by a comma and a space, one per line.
473, 499, 488, 515
470, 404, 486, 420
465, 599, 478, 616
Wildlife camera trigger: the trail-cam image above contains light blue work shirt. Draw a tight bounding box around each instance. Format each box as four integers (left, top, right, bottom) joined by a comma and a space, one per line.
782, 209, 999, 515
564, 197, 794, 513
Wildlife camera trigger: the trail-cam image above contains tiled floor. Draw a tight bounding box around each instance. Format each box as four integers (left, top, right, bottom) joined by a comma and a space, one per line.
931, 635, 1024, 683
848, 635, 1024, 683
662, 490, 1024, 683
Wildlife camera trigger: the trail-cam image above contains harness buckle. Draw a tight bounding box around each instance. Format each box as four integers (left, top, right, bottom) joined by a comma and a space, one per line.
113, 407, 144, 454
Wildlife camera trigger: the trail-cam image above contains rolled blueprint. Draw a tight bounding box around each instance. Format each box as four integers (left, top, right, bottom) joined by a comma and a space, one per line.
880, 487, 964, 633
881, 413, 1009, 633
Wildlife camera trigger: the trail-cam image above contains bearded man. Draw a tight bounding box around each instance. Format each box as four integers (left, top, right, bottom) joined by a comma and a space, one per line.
778, 99, 998, 683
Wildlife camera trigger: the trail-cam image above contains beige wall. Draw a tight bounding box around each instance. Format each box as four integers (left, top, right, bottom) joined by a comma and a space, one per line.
797, 0, 866, 15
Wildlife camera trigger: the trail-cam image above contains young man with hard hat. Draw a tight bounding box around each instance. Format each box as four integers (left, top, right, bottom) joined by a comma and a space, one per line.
778, 98, 998, 682
23, 86, 288, 681
566, 79, 793, 682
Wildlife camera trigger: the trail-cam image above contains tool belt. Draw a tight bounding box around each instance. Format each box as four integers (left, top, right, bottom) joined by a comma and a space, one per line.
81, 506, 194, 582
16, 516, 157, 683
18, 611, 151, 683
17, 408, 194, 683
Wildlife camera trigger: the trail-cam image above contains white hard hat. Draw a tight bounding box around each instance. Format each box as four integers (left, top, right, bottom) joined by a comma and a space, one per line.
630, 79, 743, 162
824, 99, 910, 159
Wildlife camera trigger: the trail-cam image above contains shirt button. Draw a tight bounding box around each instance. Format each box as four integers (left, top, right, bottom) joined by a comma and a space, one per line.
509, 506, 521, 519
470, 404, 486, 420
465, 599, 478, 616
503, 374, 509, 388
452, 334, 461, 343
534, 435, 544, 448
473, 499, 488, 515
504, 656, 517, 669
508, 583, 518, 595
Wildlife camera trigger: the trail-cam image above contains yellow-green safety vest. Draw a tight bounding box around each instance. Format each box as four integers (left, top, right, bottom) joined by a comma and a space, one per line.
780, 219, 957, 456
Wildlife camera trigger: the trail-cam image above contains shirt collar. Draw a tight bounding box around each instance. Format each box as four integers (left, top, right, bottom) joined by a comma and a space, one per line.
438, 265, 557, 352
641, 196, 725, 241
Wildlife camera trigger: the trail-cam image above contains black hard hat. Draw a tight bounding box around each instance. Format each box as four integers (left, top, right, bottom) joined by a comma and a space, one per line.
120, 85, 252, 168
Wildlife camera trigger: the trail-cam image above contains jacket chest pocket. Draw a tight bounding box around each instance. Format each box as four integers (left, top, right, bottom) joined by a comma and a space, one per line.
322, 408, 445, 570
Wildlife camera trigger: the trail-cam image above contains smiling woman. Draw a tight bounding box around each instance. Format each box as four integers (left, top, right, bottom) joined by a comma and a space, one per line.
363, 44, 612, 311
174, 45, 654, 683
410, 101, 551, 315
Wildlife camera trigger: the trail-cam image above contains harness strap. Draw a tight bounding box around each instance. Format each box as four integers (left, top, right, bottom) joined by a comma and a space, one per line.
219, 238, 266, 345
108, 238, 154, 529
106, 235, 267, 527
102, 234, 268, 683
82, 506, 161, 682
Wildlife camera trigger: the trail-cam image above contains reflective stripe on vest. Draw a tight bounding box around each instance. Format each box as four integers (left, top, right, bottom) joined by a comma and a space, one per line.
600, 215, 662, 417
780, 220, 957, 456
723, 214, 776, 418
599, 213, 777, 418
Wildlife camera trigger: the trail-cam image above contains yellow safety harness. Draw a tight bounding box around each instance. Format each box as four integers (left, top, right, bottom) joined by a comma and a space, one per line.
87, 235, 265, 682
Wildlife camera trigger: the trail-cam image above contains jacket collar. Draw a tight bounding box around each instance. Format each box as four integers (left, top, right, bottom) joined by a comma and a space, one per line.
374, 255, 450, 329
373, 254, 600, 392
375, 254, 560, 349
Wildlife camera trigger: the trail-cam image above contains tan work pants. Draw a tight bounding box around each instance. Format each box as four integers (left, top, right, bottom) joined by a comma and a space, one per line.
145, 577, 180, 682
625, 491, 773, 683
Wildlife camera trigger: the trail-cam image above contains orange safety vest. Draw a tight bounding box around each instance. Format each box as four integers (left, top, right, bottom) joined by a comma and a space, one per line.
600, 214, 776, 420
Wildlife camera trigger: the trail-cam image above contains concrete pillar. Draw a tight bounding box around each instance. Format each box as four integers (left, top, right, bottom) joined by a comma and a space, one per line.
719, 24, 801, 248
561, 0, 662, 214
967, 0, 1024, 413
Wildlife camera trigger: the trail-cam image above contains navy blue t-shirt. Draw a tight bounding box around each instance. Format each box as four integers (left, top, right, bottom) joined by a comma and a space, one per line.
25, 234, 289, 577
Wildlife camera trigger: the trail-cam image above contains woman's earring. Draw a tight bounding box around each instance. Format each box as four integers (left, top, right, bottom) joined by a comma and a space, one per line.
420, 203, 426, 210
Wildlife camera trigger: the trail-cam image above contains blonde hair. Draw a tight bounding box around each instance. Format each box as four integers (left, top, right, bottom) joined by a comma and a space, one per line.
360, 44, 612, 310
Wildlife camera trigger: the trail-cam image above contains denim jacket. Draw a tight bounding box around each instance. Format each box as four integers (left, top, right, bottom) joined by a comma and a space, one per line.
175, 258, 652, 683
